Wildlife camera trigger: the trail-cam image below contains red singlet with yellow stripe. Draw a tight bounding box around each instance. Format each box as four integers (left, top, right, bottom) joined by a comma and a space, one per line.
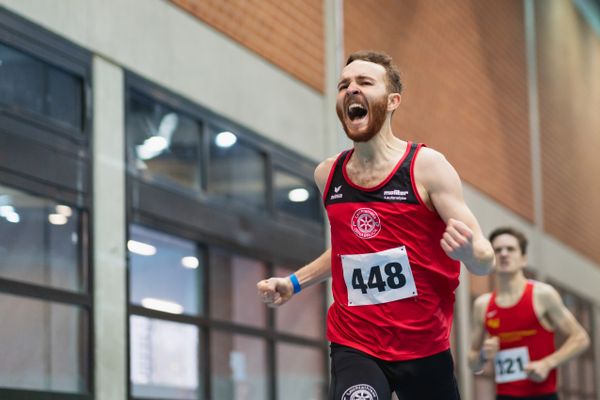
485, 280, 557, 396
323, 142, 460, 361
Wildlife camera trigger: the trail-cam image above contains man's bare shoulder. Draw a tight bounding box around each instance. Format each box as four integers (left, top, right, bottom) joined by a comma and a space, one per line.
414, 147, 456, 178
314, 154, 339, 193
414, 146, 461, 192
532, 281, 562, 306
474, 292, 493, 309
415, 146, 449, 167
472, 292, 493, 322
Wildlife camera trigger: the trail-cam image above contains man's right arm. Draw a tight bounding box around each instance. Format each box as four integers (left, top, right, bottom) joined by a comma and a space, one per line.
257, 249, 332, 307
468, 293, 498, 373
256, 156, 337, 307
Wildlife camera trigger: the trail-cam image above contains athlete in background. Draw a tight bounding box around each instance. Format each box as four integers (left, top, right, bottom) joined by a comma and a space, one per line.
469, 226, 590, 400
258, 50, 495, 400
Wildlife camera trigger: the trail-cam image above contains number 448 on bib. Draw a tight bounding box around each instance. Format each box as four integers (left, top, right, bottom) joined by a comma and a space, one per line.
341, 246, 418, 306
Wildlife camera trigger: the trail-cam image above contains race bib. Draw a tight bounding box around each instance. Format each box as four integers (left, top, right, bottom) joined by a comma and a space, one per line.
341, 246, 418, 306
494, 346, 530, 383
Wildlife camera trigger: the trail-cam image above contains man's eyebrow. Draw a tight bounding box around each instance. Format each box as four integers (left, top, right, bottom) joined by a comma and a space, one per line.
337, 75, 375, 86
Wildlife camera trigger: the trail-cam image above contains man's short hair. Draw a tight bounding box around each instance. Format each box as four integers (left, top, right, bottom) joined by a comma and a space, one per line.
346, 50, 403, 94
489, 226, 528, 255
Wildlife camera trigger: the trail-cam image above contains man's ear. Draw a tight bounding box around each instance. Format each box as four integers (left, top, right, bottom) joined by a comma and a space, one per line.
387, 93, 401, 112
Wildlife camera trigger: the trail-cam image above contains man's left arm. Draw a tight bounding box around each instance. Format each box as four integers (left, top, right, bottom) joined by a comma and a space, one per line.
415, 149, 494, 275
525, 284, 591, 382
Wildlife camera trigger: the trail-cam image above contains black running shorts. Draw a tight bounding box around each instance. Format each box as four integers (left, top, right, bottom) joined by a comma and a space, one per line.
496, 394, 559, 400
329, 343, 461, 400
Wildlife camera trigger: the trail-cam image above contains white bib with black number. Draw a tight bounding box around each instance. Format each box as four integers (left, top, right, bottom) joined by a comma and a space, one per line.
494, 346, 530, 383
341, 246, 418, 306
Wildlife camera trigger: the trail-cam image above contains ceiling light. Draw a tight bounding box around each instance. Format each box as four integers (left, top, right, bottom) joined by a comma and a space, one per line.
215, 131, 237, 148
181, 256, 199, 269
288, 188, 310, 202
0, 205, 15, 217
5, 212, 19, 223
48, 213, 68, 225
55, 205, 73, 217
127, 240, 157, 256
141, 298, 183, 314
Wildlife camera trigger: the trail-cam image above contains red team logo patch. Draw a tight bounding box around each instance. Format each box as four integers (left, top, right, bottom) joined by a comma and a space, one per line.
351, 208, 381, 239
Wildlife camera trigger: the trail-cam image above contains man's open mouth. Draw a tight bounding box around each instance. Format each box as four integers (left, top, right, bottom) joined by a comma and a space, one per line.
347, 103, 368, 121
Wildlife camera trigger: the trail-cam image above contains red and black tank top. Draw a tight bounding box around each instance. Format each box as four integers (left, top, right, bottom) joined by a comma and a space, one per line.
323, 142, 460, 361
485, 280, 557, 396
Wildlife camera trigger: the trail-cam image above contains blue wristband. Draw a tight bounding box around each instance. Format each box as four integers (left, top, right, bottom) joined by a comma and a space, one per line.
289, 274, 301, 294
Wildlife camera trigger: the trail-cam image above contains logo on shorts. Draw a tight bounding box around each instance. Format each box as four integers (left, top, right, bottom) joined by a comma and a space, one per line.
351, 208, 381, 239
342, 384, 378, 400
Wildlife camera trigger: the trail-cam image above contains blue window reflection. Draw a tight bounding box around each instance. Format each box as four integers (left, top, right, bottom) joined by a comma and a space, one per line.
129, 225, 202, 316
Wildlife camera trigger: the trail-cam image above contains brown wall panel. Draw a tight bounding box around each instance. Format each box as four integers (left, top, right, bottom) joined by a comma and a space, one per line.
171, 0, 324, 92
344, 0, 533, 221
536, 0, 600, 265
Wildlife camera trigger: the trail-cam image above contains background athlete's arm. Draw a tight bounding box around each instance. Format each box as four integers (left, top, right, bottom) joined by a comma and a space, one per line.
526, 283, 590, 382
256, 157, 335, 307
414, 148, 494, 275
468, 294, 499, 373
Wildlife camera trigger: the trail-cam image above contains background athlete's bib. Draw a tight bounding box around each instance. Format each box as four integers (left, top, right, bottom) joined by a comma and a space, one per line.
495, 346, 530, 383
341, 246, 418, 306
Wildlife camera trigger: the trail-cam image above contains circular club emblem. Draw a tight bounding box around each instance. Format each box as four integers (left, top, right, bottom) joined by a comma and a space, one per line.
351, 208, 381, 239
342, 384, 378, 400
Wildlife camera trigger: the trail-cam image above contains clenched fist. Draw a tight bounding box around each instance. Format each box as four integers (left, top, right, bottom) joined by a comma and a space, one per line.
481, 336, 500, 361
441, 218, 475, 261
256, 277, 294, 307
525, 359, 553, 382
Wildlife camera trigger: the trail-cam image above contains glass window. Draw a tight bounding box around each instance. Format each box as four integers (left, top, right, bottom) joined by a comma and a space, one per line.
130, 316, 200, 399
0, 185, 84, 292
211, 331, 267, 400
47, 67, 83, 129
208, 127, 266, 210
209, 250, 267, 327
0, 293, 88, 392
273, 169, 322, 223
127, 91, 202, 191
276, 343, 326, 400
0, 42, 83, 129
275, 266, 325, 340
129, 225, 202, 316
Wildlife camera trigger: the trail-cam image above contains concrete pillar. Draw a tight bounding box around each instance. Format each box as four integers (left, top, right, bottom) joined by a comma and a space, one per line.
92, 55, 127, 400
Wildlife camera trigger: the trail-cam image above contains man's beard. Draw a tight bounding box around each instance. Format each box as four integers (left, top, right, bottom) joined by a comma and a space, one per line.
336, 93, 388, 143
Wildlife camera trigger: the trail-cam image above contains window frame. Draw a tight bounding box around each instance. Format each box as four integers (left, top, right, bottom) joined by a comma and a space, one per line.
124, 74, 328, 400
125, 72, 325, 263
126, 221, 328, 400
0, 7, 94, 400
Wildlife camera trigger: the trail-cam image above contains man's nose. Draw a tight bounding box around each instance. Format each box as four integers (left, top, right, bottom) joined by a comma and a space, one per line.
347, 82, 360, 94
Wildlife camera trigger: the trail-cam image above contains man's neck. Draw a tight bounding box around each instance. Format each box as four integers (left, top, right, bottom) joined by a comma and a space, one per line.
352, 120, 405, 164
495, 271, 528, 295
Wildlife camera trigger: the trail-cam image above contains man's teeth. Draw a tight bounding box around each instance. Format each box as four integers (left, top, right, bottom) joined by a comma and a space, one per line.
347, 103, 367, 120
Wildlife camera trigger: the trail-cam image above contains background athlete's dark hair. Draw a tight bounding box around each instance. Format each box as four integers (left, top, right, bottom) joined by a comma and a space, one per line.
346, 50, 403, 94
489, 226, 528, 255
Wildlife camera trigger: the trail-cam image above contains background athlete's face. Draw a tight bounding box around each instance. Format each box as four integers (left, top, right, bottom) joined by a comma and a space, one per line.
491, 233, 527, 275
336, 60, 390, 142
